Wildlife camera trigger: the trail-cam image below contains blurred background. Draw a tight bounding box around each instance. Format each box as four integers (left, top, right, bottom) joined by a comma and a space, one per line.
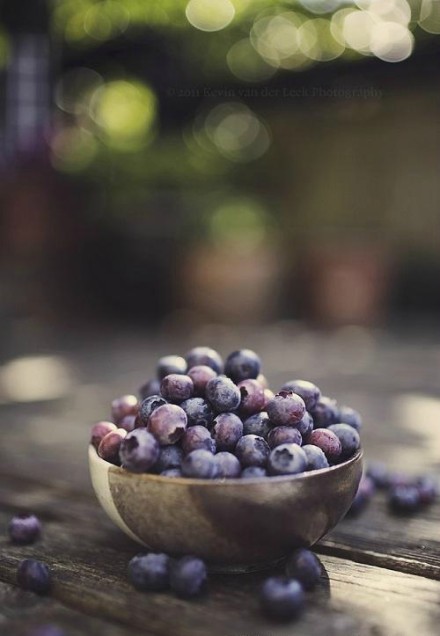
0, 1, 439, 477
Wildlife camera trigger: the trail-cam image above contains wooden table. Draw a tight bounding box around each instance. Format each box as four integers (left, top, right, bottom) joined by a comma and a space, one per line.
0, 326, 439, 636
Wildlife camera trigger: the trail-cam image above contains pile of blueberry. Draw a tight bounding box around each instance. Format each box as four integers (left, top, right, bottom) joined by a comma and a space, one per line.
91, 347, 362, 478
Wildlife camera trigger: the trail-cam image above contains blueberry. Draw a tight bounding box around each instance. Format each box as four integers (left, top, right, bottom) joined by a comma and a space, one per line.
180, 397, 214, 428
302, 444, 329, 471
206, 375, 241, 413
111, 395, 139, 424
237, 379, 265, 417
285, 548, 322, 590
347, 475, 375, 517
224, 349, 261, 383
241, 466, 267, 479
160, 468, 183, 477
327, 424, 360, 459
263, 389, 275, 409
338, 405, 362, 431
139, 379, 161, 400
8, 514, 41, 545
267, 426, 302, 450
157, 355, 187, 380
119, 415, 137, 432
309, 397, 339, 428
98, 428, 127, 465
243, 412, 271, 438
148, 404, 187, 445
155, 445, 184, 472
119, 429, 160, 473
138, 395, 168, 426
212, 413, 243, 452
181, 449, 219, 479
235, 434, 270, 468
215, 452, 241, 478
266, 391, 306, 427
170, 555, 207, 597
185, 346, 223, 374
417, 476, 438, 505
281, 380, 321, 411
160, 374, 194, 403
128, 552, 170, 591
17, 559, 51, 595
366, 461, 389, 489
308, 428, 342, 462
90, 421, 117, 450
27, 625, 66, 636
296, 412, 314, 439
187, 365, 218, 397
260, 577, 305, 621
389, 485, 421, 514
268, 443, 307, 476
181, 425, 216, 455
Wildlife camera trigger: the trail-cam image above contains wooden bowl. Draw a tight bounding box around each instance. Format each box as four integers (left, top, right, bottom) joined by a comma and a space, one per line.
89, 445, 362, 570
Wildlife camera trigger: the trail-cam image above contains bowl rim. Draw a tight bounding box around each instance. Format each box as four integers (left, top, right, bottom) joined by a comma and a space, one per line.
89, 444, 363, 487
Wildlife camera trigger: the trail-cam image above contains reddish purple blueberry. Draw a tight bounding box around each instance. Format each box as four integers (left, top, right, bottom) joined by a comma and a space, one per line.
148, 404, 187, 445
98, 428, 127, 464
17, 559, 51, 595
267, 426, 302, 450
285, 549, 322, 590
302, 444, 329, 471
260, 577, 305, 621
157, 355, 187, 380
266, 391, 306, 427
119, 415, 137, 432
215, 452, 242, 478
206, 375, 241, 413
111, 394, 139, 424
185, 346, 223, 374
224, 349, 261, 383
181, 449, 219, 479
90, 421, 117, 450
128, 552, 170, 591
181, 425, 216, 455
180, 397, 214, 428
119, 429, 160, 473
170, 555, 207, 597
8, 514, 41, 545
160, 374, 194, 403
212, 413, 243, 452
243, 412, 271, 438
187, 365, 218, 396
268, 443, 307, 476
138, 395, 168, 426
281, 379, 321, 411
235, 434, 270, 468
308, 428, 342, 462
238, 379, 265, 416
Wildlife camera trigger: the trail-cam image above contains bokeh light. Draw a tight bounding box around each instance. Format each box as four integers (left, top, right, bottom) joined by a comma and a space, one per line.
55, 68, 103, 115
185, 0, 235, 32
419, 0, 440, 34
208, 198, 272, 252
227, 38, 276, 82
370, 21, 414, 62
51, 127, 98, 173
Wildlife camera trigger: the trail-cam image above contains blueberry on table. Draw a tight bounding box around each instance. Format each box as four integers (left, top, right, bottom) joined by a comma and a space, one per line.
241, 466, 267, 479
157, 355, 187, 380
170, 556, 207, 598
119, 429, 160, 473
98, 428, 127, 465
224, 349, 261, 383
235, 434, 270, 468
111, 395, 139, 424
128, 553, 170, 591
302, 444, 329, 471
148, 404, 187, 445
267, 426, 302, 450
180, 397, 214, 428
215, 452, 241, 478
389, 485, 421, 514
187, 365, 218, 397
212, 413, 243, 452
308, 428, 342, 462
206, 375, 241, 413
309, 396, 339, 428
295, 412, 314, 439
17, 559, 52, 595
416, 476, 438, 505
338, 405, 362, 431
347, 475, 375, 517
155, 445, 184, 473
281, 380, 321, 411
138, 395, 168, 426
268, 443, 307, 476
366, 461, 390, 489
185, 346, 223, 374
266, 391, 306, 427
160, 374, 194, 403
181, 449, 219, 479
139, 379, 161, 400
328, 423, 360, 459
181, 425, 216, 455
243, 412, 271, 438
8, 514, 41, 545
260, 577, 305, 621
90, 421, 117, 450
238, 379, 265, 416
285, 548, 322, 590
